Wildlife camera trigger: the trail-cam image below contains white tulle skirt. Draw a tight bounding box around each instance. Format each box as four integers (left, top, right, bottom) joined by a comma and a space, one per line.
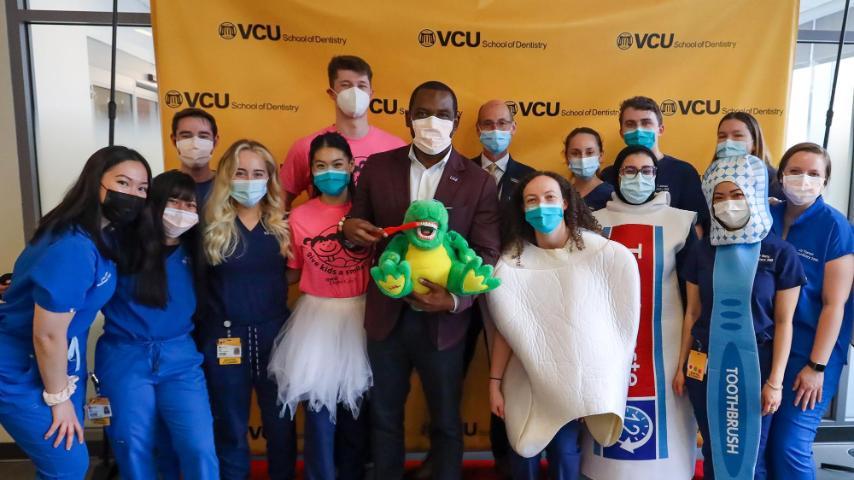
268, 294, 372, 423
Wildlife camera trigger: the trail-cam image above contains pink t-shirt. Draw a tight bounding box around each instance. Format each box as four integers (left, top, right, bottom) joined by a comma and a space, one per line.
279, 124, 407, 196
288, 198, 372, 298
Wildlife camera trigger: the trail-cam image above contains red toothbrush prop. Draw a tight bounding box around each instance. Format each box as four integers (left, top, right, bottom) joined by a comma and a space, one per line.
383, 221, 431, 236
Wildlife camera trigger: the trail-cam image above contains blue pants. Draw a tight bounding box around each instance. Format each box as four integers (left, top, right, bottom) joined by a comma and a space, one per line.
95, 334, 219, 480
200, 320, 297, 480
508, 420, 581, 480
302, 405, 366, 480
0, 334, 89, 479
767, 355, 844, 479
686, 341, 773, 480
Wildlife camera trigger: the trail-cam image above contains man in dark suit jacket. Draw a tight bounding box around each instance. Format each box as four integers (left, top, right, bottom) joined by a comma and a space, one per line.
468, 99, 535, 479
342, 81, 500, 480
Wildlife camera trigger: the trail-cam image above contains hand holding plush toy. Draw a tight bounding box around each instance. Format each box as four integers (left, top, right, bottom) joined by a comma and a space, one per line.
370, 199, 500, 298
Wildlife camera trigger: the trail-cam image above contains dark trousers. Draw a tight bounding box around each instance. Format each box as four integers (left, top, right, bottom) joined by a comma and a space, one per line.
335, 403, 369, 480
368, 308, 465, 480
685, 341, 773, 480
201, 321, 297, 480
508, 420, 581, 480
463, 304, 511, 462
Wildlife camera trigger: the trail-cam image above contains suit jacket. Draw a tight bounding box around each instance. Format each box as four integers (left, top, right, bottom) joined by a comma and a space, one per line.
350, 145, 501, 350
470, 153, 536, 206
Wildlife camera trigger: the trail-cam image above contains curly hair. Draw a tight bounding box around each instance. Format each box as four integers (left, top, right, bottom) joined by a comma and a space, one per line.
203, 139, 290, 265
500, 171, 602, 256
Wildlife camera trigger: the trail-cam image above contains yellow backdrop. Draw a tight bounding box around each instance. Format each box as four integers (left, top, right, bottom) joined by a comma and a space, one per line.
151, 0, 798, 453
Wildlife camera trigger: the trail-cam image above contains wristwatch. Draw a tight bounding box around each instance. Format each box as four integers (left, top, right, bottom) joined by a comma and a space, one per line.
807, 360, 826, 372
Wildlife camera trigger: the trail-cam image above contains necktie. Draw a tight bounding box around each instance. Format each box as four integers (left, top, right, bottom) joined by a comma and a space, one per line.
486, 162, 500, 184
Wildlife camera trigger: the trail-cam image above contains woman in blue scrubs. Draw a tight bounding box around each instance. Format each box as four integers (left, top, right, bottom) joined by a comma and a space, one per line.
0, 146, 150, 479
200, 139, 296, 479
564, 127, 614, 211
767, 143, 854, 479
96, 170, 219, 479
675, 160, 804, 479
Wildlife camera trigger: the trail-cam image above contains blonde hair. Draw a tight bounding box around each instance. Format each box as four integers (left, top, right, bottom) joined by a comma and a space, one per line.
203, 139, 290, 265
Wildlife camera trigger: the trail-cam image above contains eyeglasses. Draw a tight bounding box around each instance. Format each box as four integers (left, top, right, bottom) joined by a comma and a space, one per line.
619, 166, 657, 178
478, 119, 513, 130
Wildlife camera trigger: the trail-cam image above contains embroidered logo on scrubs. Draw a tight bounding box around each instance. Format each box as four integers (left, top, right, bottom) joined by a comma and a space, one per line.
303, 225, 371, 282
758, 253, 774, 265
67, 336, 81, 373
796, 248, 819, 263
96, 271, 112, 287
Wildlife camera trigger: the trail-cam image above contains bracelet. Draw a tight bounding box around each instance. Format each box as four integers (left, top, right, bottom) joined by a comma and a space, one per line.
489, 377, 503, 382
337, 215, 350, 233
43, 375, 79, 406
764, 380, 782, 391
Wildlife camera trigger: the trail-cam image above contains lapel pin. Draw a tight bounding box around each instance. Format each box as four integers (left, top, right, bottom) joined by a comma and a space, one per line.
510, 178, 519, 183
450, 175, 459, 182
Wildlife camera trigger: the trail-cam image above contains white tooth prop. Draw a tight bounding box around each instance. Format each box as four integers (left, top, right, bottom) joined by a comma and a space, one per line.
486, 232, 641, 457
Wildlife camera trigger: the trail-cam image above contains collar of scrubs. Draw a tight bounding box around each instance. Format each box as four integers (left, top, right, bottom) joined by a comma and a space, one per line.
604, 190, 671, 213
788, 195, 826, 226
480, 152, 510, 172
702, 154, 772, 246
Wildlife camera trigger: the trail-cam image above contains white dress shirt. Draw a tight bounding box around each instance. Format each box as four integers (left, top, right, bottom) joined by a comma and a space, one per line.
406, 145, 460, 312
480, 152, 510, 185
409, 146, 452, 202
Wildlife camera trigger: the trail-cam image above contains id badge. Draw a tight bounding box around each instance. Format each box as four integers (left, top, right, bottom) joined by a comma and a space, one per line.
687, 349, 708, 381
217, 337, 242, 365
86, 396, 112, 426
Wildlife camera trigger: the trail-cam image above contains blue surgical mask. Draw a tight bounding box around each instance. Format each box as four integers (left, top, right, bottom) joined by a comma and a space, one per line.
524, 203, 564, 234
715, 139, 750, 159
623, 128, 656, 149
479, 130, 512, 155
230, 179, 268, 207
568, 155, 600, 179
313, 170, 350, 196
619, 173, 656, 204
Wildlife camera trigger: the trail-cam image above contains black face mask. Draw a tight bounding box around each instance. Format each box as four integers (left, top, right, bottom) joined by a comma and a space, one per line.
102, 188, 145, 226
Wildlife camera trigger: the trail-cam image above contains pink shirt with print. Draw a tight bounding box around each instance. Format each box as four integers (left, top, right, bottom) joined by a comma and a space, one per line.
279, 124, 406, 197
288, 198, 372, 298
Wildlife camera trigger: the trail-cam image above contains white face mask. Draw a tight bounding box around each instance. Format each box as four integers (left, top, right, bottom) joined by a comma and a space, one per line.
713, 199, 750, 230
782, 174, 824, 206
335, 86, 370, 118
412, 116, 454, 155
176, 137, 214, 168
162, 207, 199, 239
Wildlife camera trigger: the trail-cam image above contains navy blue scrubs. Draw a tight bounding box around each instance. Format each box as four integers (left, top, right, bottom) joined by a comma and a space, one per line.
682, 234, 805, 479
601, 154, 709, 225
767, 197, 854, 478
0, 228, 116, 479
195, 179, 214, 211
582, 182, 615, 211
98, 244, 218, 479
199, 220, 296, 480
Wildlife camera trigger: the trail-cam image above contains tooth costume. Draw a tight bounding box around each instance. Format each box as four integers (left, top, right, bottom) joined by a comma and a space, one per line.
486, 231, 641, 458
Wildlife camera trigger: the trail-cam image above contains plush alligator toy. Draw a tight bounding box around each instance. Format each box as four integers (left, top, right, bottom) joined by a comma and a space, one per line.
370, 199, 500, 298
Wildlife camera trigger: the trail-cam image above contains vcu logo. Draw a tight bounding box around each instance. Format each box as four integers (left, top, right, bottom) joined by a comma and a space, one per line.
512, 101, 560, 117
164, 90, 231, 109
218, 21, 282, 41
662, 99, 721, 115
369, 98, 399, 115
165, 90, 183, 109
418, 28, 481, 48
616, 32, 633, 50
660, 99, 677, 116
219, 22, 237, 40
616, 32, 674, 49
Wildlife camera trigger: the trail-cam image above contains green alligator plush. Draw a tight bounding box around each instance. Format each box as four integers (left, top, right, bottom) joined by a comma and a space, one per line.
370, 199, 500, 298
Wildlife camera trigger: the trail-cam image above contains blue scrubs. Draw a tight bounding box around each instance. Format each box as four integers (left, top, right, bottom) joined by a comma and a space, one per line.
767, 197, 854, 479
602, 154, 709, 225
0, 228, 116, 479
582, 182, 614, 211
97, 244, 218, 479
199, 220, 296, 480
682, 235, 805, 479
195, 179, 213, 211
